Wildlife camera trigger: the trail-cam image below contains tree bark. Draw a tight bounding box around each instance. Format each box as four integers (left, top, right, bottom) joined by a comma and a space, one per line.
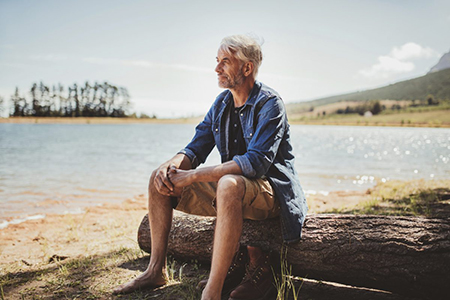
138, 212, 450, 300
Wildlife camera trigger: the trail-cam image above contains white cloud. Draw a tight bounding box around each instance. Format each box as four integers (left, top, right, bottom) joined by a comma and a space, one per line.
390, 43, 437, 60
83, 57, 212, 74
359, 55, 415, 78
359, 42, 440, 78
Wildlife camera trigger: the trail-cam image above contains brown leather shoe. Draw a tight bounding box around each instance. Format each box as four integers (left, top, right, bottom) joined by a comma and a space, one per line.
197, 245, 249, 295
228, 251, 278, 300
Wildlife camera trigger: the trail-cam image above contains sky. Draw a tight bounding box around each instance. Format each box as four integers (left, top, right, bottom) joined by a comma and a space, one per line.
0, 0, 449, 118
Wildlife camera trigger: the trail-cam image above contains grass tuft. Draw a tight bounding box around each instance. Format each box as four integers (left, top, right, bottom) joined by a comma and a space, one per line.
327, 179, 450, 217
274, 246, 303, 300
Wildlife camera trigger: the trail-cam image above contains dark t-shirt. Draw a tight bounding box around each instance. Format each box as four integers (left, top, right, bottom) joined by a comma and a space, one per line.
228, 101, 247, 159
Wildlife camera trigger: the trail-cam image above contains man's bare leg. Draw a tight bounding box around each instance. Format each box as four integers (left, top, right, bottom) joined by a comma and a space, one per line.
202, 175, 244, 300
113, 170, 177, 294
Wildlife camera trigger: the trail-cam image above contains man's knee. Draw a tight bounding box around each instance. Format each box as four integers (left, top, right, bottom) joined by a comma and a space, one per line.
217, 175, 245, 202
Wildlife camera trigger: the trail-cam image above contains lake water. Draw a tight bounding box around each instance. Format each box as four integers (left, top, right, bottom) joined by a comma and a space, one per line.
1, 123, 449, 227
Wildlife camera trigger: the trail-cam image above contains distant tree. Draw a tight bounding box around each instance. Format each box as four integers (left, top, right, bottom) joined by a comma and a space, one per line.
0, 96, 4, 115
57, 84, 65, 117
345, 106, 353, 114
371, 101, 382, 115
30, 83, 41, 116
355, 103, 368, 116
141, 113, 157, 119
426, 94, 438, 105
391, 104, 402, 110
9, 81, 131, 118
39, 82, 52, 117
10, 87, 28, 116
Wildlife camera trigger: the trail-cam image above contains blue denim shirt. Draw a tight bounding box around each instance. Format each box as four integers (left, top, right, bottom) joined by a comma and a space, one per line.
179, 81, 308, 243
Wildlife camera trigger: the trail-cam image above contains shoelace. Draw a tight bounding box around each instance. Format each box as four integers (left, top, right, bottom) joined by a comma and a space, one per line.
241, 256, 269, 285
227, 251, 246, 275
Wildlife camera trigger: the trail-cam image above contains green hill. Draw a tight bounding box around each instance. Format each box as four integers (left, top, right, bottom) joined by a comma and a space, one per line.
287, 68, 450, 112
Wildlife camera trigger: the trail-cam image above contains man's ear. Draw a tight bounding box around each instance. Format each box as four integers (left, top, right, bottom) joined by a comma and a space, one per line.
243, 62, 254, 77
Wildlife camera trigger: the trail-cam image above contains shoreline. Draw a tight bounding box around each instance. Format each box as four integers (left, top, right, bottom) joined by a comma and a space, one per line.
1, 116, 449, 128
290, 120, 450, 128
0, 188, 360, 231
0, 116, 202, 125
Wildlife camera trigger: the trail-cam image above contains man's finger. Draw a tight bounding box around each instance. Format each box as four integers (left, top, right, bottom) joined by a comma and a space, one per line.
155, 177, 171, 196
162, 175, 174, 191
154, 176, 163, 192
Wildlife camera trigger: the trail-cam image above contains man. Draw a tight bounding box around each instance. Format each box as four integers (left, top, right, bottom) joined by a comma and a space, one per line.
113, 34, 308, 300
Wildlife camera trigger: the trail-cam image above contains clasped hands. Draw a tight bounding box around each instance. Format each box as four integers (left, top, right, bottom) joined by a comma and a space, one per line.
154, 163, 193, 197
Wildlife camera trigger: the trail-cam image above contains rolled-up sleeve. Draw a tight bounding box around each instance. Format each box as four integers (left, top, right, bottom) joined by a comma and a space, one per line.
233, 155, 256, 177
177, 147, 199, 168
178, 102, 217, 169
233, 97, 285, 178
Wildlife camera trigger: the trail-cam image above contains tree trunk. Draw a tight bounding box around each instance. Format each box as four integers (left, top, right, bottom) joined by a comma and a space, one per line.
137, 212, 450, 300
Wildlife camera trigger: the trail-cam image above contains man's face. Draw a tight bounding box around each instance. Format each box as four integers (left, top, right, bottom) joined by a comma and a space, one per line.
215, 49, 245, 89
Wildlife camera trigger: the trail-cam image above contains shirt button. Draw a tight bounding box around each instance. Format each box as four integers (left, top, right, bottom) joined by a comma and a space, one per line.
234, 124, 237, 127
234, 139, 237, 143
215, 128, 218, 132
250, 133, 252, 136
234, 110, 238, 114
240, 113, 243, 116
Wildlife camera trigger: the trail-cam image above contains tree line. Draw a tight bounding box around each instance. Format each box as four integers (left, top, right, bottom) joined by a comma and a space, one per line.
336, 100, 383, 115
9, 81, 131, 118
335, 95, 442, 116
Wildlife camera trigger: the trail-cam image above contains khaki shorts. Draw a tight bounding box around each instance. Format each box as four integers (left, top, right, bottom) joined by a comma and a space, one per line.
174, 176, 280, 220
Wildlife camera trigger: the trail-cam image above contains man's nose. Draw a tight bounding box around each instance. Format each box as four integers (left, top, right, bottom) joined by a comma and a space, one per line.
215, 63, 222, 73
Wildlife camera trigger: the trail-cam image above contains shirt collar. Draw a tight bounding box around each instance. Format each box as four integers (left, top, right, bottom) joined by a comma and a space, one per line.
221, 81, 262, 107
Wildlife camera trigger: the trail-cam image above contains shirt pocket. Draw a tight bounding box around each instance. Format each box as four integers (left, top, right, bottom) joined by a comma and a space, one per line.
243, 129, 254, 145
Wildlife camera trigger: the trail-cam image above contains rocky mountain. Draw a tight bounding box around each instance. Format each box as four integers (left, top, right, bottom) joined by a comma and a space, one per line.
429, 50, 450, 73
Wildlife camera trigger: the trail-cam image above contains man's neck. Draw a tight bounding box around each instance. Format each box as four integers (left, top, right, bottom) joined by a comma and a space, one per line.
230, 79, 255, 107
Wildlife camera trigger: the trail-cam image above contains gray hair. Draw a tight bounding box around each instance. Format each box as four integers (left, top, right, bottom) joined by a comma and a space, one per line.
219, 34, 263, 78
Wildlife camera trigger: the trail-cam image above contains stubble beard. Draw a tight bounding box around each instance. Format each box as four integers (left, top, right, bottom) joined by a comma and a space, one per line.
218, 70, 245, 89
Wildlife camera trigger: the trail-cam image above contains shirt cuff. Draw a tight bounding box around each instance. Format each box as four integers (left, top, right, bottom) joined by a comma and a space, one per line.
233, 155, 256, 178
177, 148, 199, 169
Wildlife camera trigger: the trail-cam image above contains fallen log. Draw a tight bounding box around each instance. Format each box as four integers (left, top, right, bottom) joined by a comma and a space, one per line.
137, 212, 450, 300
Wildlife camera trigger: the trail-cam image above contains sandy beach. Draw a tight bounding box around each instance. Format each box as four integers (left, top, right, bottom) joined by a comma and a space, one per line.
0, 188, 374, 299
0, 190, 365, 264
1, 177, 449, 299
